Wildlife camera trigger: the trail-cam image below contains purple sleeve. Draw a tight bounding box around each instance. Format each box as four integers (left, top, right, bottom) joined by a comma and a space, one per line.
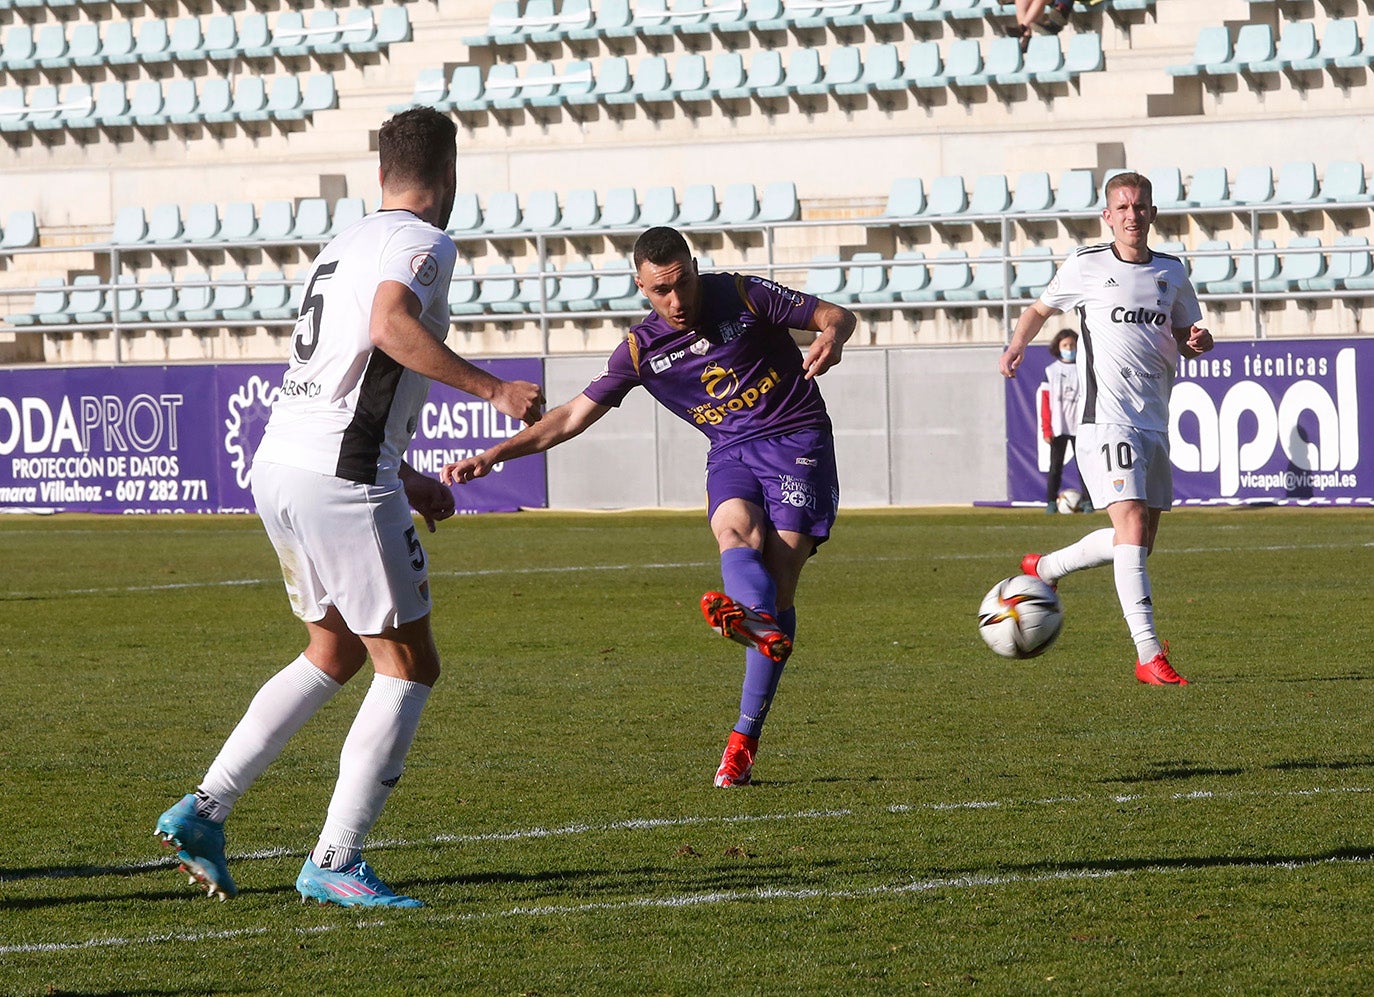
581, 337, 641, 407
740, 275, 819, 330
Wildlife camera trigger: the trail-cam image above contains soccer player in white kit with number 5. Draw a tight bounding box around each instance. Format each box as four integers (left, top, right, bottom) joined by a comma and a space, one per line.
1000, 171, 1214, 685
154, 107, 545, 906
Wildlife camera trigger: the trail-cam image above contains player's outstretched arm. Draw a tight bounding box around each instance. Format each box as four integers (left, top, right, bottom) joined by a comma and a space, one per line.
370, 281, 546, 424
802, 300, 858, 380
441, 393, 612, 486
1000, 301, 1057, 378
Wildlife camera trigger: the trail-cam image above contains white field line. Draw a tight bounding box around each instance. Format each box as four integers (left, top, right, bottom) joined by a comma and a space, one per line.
6, 540, 1372, 600
3, 786, 1368, 956
4, 851, 1371, 957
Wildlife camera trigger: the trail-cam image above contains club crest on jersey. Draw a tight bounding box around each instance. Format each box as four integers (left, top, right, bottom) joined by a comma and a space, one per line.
690, 338, 710, 355
411, 254, 439, 286
1157, 279, 1169, 295
717, 319, 746, 344
1112, 479, 1125, 493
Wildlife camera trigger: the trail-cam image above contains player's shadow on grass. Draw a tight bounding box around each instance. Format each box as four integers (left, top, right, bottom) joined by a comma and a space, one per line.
1101, 760, 1245, 784
986, 845, 1374, 879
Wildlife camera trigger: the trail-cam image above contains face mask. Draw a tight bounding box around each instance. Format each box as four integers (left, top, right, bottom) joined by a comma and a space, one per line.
1060, 349, 1076, 362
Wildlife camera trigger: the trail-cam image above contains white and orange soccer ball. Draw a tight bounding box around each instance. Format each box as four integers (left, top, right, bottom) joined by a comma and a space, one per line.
977, 575, 1064, 659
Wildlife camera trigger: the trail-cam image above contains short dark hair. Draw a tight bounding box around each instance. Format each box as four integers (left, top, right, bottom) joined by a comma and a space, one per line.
378, 107, 457, 190
633, 226, 692, 269
1104, 171, 1153, 205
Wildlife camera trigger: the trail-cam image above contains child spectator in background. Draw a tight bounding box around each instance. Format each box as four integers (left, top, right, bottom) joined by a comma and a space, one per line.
1041, 329, 1088, 514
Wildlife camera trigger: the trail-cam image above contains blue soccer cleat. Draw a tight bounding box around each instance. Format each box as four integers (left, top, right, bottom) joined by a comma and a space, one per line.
155, 794, 238, 901
296, 857, 424, 908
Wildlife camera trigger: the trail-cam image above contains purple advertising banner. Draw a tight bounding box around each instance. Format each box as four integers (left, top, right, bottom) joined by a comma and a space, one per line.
0, 361, 546, 514
1006, 338, 1370, 506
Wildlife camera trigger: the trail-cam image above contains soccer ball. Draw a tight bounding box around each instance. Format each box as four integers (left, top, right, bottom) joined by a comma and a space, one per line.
1056, 488, 1083, 514
977, 575, 1064, 659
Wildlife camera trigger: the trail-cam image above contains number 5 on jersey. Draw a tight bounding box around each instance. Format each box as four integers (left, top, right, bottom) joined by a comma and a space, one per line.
292, 261, 339, 363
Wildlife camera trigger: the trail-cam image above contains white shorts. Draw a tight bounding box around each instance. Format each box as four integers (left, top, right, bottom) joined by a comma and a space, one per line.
1075, 423, 1173, 511
251, 460, 431, 635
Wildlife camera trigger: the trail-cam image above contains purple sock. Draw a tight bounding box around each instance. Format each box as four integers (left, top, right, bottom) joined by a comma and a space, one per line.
735, 607, 797, 739
720, 546, 776, 615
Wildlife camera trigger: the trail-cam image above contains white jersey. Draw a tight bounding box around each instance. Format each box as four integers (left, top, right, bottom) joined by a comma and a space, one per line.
253, 209, 456, 485
1040, 243, 1201, 433
1045, 360, 1079, 437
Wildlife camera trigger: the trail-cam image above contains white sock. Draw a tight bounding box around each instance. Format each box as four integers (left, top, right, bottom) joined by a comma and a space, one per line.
1037, 528, 1115, 584
312, 673, 431, 871
1114, 544, 1162, 661
197, 654, 342, 820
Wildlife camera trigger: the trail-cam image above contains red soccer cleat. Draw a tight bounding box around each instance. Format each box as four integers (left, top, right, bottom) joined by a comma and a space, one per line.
1020, 552, 1056, 590
700, 591, 792, 664
1136, 643, 1188, 685
714, 730, 759, 788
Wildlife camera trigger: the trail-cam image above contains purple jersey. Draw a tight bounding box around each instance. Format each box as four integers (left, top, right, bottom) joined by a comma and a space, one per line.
582, 272, 828, 449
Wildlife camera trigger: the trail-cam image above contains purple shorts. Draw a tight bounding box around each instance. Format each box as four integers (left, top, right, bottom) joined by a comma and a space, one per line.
705, 428, 839, 544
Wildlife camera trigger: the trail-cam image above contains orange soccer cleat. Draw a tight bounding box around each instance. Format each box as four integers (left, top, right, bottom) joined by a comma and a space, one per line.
714, 730, 759, 788
700, 591, 792, 664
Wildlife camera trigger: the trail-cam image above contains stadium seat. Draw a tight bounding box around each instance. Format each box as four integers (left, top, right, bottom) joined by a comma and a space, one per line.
183, 202, 221, 243
1039, 32, 1103, 83
1214, 23, 1275, 75
1326, 19, 1368, 72
67, 22, 102, 68
904, 41, 947, 91
67, 274, 110, 324
272, 12, 311, 59
687, 51, 745, 102
678, 183, 719, 226
1168, 25, 1232, 77
256, 200, 294, 242
560, 188, 601, 230
91, 81, 132, 128
801, 46, 862, 97
1303, 235, 1371, 291
945, 39, 984, 88
758, 48, 823, 100
110, 205, 148, 245
718, 50, 782, 101
368, 7, 413, 52
1011, 246, 1055, 297
164, 79, 201, 127
1250, 20, 1316, 75
719, 183, 759, 225
567, 56, 629, 107
229, 76, 269, 122
220, 201, 258, 242
307, 10, 346, 57
603, 55, 667, 108
601, 187, 640, 228
145, 204, 184, 244
553, 260, 598, 310
1188, 166, 1233, 209
640, 185, 679, 226
968, 174, 1011, 216
872, 252, 930, 304
1230, 165, 1274, 207
1001, 34, 1064, 85
1259, 236, 1324, 293
168, 16, 206, 62
1188, 240, 1236, 292
1147, 166, 1191, 209
170, 270, 215, 320
448, 192, 486, 234
129, 80, 166, 128
882, 177, 926, 218
7, 277, 65, 327
33, 24, 68, 71
300, 75, 337, 116
522, 189, 562, 231
447, 262, 482, 316
0, 209, 37, 250
197, 78, 234, 124
687, 0, 750, 36
101, 23, 139, 67
135, 271, 178, 322
1271, 161, 1321, 204
1008, 171, 1052, 214
926, 175, 968, 217
975, 36, 1025, 88
329, 197, 367, 235
515, 261, 558, 312
802, 254, 844, 298
133, 19, 171, 64
264, 76, 304, 121
1209, 239, 1278, 293
600, 261, 644, 311
1053, 169, 1098, 212
445, 66, 486, 113
568, 0, 635, 42
184, 269, 249, 322
476, 263, 521, 312
1318, 160, 1371, 203
203, 15, 239, 62
928, 249, 973, 298
758, 181, 800, 222
1, 25, 36, 72
291, 198, 330, 241
483, 191, 522, 232
945, 247, 1009, 302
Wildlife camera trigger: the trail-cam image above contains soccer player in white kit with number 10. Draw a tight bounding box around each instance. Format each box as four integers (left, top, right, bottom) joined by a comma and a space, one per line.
1000, 171, 1214, 685
154, 107, 545, 906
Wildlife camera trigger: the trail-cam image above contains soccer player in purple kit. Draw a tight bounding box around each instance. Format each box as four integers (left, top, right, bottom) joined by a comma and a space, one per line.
441, 226, 856, 787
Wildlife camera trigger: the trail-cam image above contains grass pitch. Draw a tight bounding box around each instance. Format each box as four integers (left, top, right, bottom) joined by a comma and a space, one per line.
2, 507, 1373, 995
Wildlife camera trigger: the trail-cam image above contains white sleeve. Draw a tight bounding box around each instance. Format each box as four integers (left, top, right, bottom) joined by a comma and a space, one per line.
1171, 269, 1203, 328
1039, 250, 1083, 314
378, 225, 457, 312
